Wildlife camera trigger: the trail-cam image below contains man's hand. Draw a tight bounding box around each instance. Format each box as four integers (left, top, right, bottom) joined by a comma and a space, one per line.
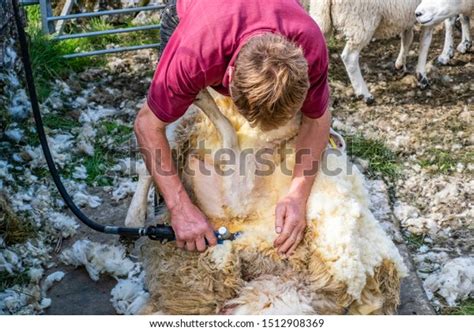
135, 103, 217, 252
273, 194, 307, 257
170, 201, 217, 252
273, 112, 331, 257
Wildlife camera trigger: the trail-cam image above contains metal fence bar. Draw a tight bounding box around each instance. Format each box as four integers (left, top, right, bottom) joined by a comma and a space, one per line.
19, 0, 40, 5
47, 4, 166, 22
23, 0, 164, 58
39, 0, 54, 33
53, 24, 161, 41
62, 42, 161, 59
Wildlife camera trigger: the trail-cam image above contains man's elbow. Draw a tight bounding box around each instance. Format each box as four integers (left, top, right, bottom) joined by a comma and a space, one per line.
134, 103, 168, 139
134, 103, 152, 136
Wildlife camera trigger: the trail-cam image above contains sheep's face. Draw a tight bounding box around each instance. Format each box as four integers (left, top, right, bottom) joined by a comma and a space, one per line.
415, 0, 463, 26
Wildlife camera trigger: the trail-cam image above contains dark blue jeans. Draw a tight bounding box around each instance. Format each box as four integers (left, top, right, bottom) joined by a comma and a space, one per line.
160, 0, 179, 53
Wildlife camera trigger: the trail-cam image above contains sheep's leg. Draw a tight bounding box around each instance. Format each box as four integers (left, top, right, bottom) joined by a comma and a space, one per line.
438, 17, 456, 65
416, 26, 433, 90
341, 42, 374, 105
125, 162, 153, 228
395, 28, 414, 72
457, 15, 472, 53
194, 88, 239, 151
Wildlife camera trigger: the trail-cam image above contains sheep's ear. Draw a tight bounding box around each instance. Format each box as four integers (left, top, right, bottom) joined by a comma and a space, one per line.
125, 162, 153, 228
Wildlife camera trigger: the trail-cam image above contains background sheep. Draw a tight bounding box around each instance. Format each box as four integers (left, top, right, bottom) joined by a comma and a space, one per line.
130, 90, 407, 315
416, 0, 473, 64
309, 0, 434, 104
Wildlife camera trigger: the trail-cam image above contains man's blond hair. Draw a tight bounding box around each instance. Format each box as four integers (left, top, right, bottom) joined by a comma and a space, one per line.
230, 33, 310, 131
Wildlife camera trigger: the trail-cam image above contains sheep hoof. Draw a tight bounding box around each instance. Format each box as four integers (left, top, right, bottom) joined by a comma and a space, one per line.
436, 55, 450, 66
355, 94, 375, 105
437, 47, 455, 65
417, 74, 430, 90
457, 40, 472, 54
394, 63, 406, 73
364, 95, 375, 105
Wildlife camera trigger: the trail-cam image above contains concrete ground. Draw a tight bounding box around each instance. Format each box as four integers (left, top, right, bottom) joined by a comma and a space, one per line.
44, 191, 435, 315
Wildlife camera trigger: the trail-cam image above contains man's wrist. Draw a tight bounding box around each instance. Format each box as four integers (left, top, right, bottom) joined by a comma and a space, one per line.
288, 177, 313, 202
167, 185, 192, 212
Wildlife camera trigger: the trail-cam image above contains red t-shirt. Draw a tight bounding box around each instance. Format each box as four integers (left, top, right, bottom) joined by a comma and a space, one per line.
147, 0, 329, 123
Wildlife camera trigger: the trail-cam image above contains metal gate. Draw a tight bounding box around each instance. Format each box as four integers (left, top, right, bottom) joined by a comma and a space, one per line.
20, 0, 164, 58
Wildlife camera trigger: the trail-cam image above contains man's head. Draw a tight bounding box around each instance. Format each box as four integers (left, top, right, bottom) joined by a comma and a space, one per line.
230, 33, 310, 131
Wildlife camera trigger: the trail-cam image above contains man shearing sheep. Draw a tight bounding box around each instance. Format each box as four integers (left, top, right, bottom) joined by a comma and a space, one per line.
134, 0, 331, 256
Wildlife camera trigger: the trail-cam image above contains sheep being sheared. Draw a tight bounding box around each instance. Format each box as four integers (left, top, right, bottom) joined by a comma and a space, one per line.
416, 0, 473, 64
309, 0, 434, 104
128, 89, 407, 315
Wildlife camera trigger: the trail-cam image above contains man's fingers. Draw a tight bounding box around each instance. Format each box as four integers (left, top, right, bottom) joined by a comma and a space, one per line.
274, 217, 293, 247
195, 237, 207, 252
205, 230, 218, 246
277, 230, 298, 255
176, 240, 185, 249
185, 241, 196, 252
286, 231, 305, 257
275, 204, 286, 234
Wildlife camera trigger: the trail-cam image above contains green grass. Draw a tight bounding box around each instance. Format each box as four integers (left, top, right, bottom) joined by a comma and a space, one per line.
77, 18, 121, 50
0, 270, 31, 292
83, 145, 115, 186
119, 20, 161, 47
346, 135, 399, 180
26, 6, 93, 101
419, 149, 473, 174
42, 113, 78, 131
444, 299, 474, 315
326, 36, 343, 53
82, 16, 161, 48
404, 233, 425, 249
102, 121, 133, 144
82, 121, 133, 186
0, 195, 36, 246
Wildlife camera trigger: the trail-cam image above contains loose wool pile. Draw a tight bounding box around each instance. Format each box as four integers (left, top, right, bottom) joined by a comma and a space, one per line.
141, 94, 408, 315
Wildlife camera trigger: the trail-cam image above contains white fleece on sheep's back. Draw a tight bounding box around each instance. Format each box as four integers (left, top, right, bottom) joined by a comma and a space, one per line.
313, 0, 421, 43
306, 152, 407, 299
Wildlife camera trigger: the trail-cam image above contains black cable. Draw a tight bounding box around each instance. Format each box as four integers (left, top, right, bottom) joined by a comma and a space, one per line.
10, 0, 174, 241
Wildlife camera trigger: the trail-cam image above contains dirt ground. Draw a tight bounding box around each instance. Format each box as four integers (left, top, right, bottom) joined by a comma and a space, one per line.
1, 21, 472, 315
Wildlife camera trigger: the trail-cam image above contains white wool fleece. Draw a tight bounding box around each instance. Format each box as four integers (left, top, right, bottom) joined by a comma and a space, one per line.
306, 153, 408, 299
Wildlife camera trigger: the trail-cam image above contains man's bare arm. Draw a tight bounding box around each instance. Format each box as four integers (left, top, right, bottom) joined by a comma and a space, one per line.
274, 110, 331, 256
134, 103, 217, 251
